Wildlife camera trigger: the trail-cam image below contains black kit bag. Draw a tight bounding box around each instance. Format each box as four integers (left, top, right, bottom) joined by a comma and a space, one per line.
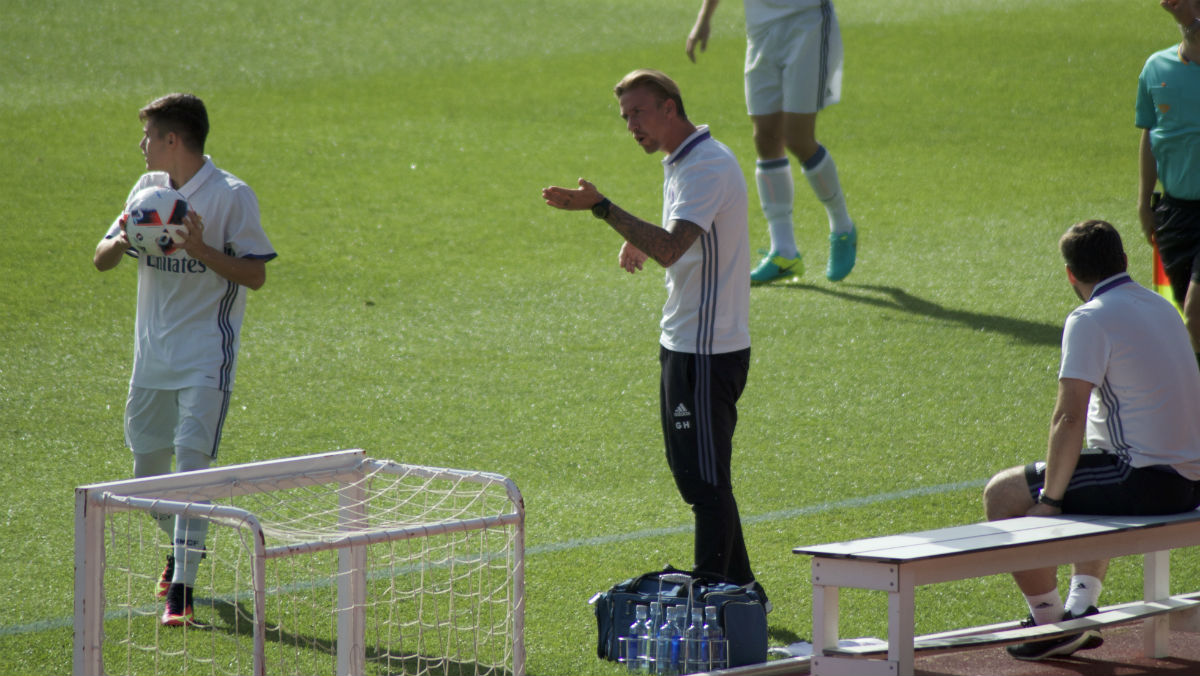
589, 565, 768, 668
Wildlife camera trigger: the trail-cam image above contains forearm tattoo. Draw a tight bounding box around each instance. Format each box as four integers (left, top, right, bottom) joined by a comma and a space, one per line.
603, 203, 697, 267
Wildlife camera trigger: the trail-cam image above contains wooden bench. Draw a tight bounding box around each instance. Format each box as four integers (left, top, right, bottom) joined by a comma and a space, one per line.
793, 511, 1200, 676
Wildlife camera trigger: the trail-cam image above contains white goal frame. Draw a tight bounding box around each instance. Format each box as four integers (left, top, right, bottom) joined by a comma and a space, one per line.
73, 449, 526, 676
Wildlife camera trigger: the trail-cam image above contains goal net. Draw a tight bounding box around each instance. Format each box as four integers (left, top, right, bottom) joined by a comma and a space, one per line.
74, 450, 525, 676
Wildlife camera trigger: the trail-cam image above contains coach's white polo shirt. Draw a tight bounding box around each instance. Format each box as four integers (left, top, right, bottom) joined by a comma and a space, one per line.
659, 126, 751, 356
1060, 273, 1200, 479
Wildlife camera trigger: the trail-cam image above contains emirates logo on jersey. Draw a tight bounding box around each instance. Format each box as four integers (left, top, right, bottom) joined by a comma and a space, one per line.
143, 254, 209, 274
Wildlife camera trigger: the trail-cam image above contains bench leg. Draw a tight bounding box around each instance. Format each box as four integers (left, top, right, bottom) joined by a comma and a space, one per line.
1144, 550, 1170, 658
812, 582, 839, 659
812, 580, 897, 676
887, 570, 916, 676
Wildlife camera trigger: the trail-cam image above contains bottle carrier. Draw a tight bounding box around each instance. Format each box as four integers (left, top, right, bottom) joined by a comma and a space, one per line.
590, 565, 767, 671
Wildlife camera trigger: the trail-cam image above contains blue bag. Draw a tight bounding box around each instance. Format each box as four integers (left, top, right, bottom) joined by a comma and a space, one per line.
590, 565, 768, 668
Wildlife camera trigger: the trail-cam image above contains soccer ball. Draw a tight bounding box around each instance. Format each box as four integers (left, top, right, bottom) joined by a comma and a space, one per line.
124, 186, 189, 256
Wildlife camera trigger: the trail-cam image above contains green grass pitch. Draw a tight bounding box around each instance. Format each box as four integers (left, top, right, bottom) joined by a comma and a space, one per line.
1, 1, 1196, 674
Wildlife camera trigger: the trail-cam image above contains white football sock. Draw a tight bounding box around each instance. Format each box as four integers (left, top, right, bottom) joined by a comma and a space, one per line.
1064, 575, 1103, 616
1024, 589, 1064, 625
172, 447, 213, 586
755, 158, 798, 259
173, 519, 209, 587
133, 448, 177, 538
801, 146, 854, 234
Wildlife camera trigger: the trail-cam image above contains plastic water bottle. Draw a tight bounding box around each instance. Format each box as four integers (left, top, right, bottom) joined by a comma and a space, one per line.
685, 608, 705, 673
670, 606, 689, 675
646, 602, 663, 674
703, 605, 726, 671
626, 605, 648, 672
657, 606, 679, 676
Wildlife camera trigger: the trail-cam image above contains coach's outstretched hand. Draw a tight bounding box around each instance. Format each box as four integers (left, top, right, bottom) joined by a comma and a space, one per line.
542, 178, 604, 212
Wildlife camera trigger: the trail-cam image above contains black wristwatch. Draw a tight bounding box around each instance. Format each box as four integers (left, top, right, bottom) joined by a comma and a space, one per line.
591, 197, 611, 220
1037, 490, 1064, 509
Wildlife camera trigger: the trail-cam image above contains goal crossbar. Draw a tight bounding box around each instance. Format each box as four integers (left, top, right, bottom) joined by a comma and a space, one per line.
74, 449, 526, 676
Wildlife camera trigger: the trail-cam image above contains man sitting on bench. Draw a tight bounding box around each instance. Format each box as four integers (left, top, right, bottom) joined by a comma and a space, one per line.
983, 219, 1200, 662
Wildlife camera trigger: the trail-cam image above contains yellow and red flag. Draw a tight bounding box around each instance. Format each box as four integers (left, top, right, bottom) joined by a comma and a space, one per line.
1153, 241, 1184, 315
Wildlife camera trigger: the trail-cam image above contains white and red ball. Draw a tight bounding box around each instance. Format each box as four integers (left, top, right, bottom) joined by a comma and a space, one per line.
124, 186, 189, 256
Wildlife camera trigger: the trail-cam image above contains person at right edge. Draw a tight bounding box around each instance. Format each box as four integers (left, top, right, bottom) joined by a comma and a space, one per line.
1137, 0, 1200, 367
983, 220, 1200, 662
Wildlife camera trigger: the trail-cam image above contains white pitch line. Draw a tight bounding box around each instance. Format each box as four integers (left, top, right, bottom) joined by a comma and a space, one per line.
0, 479, 984, 637
526, 479, 985, 556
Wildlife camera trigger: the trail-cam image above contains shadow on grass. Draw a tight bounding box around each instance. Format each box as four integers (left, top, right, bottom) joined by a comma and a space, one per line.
769, 625, 805, 646
195, 597, 511, 676
764, 283, 1061, 347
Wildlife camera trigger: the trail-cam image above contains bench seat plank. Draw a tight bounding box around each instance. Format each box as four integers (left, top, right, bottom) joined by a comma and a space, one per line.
799, 521, 1116, 561
795, 516, 1100, 557
796, 511, 1200, 563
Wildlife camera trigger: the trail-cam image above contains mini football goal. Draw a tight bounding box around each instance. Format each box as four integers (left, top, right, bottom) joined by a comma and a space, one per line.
74, 449, 525, 676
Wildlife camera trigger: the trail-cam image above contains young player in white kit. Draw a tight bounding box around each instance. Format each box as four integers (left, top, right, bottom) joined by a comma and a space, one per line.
93, 93, 276, 627
687, 0, 857, 284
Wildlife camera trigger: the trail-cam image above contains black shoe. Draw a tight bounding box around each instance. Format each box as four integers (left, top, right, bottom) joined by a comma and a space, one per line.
1005, 608, 1103, 661
1070, 606, 1105, 651
160, 583, 196, 627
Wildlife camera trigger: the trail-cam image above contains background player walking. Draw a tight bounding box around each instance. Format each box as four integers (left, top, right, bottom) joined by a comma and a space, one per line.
687, 0, 857, 284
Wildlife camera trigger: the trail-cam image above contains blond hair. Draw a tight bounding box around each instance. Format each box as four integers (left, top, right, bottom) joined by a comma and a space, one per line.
613, 69, 688, 121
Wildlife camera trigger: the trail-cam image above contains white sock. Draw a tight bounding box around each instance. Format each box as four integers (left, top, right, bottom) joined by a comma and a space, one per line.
1024, 589, 1063, 625
173, 519, 209, 586
755, 158, 798, 259
801, 146, 853, 234
133, 448, 176, 538
172, 447, 213, 586
1064, 575, 1103, 616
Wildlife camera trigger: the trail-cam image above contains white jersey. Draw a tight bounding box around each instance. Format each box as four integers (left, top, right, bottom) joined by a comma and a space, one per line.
1059, 273, 1200, 479
744, 0, 827, 31
103, 157, 276, 392
660, 126, 751, 355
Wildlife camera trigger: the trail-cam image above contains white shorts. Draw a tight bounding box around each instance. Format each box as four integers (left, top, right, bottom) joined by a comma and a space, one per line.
125, 386, 230, 458
744, 3, 843, 116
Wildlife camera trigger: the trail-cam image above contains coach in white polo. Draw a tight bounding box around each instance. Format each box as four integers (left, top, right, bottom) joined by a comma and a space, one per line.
94, 93, 276, 627
983, 220, 1200, 662
542, 69, 767, 606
